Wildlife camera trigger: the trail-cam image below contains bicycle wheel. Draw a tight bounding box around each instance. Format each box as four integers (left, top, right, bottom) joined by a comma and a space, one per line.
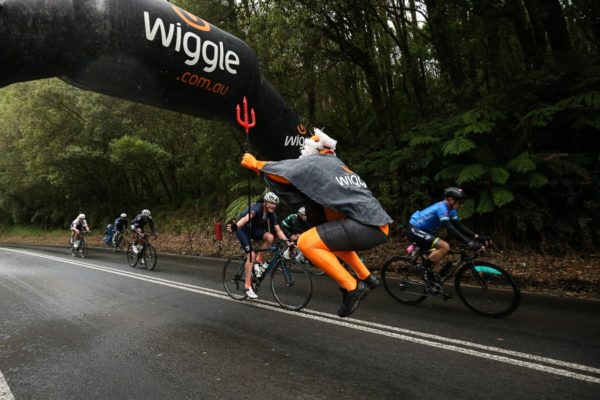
113, 234, 122, 252
79, 240, 87, 258
223, 256, 248, 300
127, 243, 139, 268
454, 261, 521, 318
144, 243, 158, 271
70, 243, 76, 257
380, 256, 427, 305
270, 259, 312, 311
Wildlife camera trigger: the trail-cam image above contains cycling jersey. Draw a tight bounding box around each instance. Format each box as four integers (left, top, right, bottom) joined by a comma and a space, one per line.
281, 213, 310, 236
114, 217, 128, 232
237, 203, 279, 232
132, 214, 156, 232
409, 201, 458, 233
235, 203, 280, 253
70, 218, 88, 231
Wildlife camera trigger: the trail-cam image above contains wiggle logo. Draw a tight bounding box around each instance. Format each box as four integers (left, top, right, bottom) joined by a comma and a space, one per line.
171, 5, 210, 32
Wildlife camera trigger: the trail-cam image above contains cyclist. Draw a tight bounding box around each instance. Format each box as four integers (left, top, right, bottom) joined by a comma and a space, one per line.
131, 209, 158, 256
70, 213, 90, 248
407, 187, 492, 286
228, 192, 293, 299
281, 206, 310, 242
112, 213, 128, 246
240, 128, 392, 317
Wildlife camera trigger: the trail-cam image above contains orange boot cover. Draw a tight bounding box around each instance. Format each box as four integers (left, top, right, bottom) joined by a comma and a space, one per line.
298, 228, 357, 291
334, 251, 370, 281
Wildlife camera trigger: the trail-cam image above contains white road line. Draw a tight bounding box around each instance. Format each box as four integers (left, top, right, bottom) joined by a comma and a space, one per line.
0, 370, 15, 400
2, 247, 599, 384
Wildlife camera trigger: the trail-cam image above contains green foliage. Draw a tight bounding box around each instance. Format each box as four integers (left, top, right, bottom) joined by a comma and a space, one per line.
0, 0, 598, 253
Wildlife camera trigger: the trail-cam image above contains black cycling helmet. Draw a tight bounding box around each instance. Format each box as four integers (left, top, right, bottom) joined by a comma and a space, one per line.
444, 187, 466, 201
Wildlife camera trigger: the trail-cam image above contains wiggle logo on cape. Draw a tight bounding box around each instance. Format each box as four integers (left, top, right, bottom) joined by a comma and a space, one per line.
335, 166, 367, 188
143, 6, 240, 74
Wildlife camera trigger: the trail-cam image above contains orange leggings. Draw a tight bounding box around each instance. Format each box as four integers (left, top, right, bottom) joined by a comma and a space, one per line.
297, 227, 371, 291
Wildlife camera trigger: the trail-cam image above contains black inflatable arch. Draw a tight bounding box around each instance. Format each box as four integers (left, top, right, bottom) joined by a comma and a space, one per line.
0, 0, 305, 159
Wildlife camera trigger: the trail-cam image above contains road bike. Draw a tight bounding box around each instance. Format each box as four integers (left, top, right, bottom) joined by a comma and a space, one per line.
112, 231, 128, 252
380, 244, 520, 318
222, 241, 313, 311
70, 231, 89, 258
127, 233, 158, 270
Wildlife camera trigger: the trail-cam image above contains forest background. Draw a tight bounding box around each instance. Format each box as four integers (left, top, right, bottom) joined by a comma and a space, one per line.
0, 0, 598, 293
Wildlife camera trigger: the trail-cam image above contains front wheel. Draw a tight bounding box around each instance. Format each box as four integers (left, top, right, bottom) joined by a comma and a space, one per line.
270, 259, 312, 311
127, 243, 139, 268
79, 240, 87, 258
144, 243, 158, 271
454, 261, 521, 318
223, 256, 248, 300
380, 256, 428, 305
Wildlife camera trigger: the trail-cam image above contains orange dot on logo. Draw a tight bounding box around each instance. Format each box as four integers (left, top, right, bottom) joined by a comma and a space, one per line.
297, 124, 307, 135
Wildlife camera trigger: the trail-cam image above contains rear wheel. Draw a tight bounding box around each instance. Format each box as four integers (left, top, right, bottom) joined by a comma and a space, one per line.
455, 261, 520, 318
223, 256, 248, 300
144, 243, 158, 271
380, 256, 428, 305
270, 259, 312, 311
127, 243, 139, 268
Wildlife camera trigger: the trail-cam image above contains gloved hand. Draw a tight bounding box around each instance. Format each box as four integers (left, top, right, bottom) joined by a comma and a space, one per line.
467, 241, 483, 251
227, 220, 237, 232
241, 153, 259, 171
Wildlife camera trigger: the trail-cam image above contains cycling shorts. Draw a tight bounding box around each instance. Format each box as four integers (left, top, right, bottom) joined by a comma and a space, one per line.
406, 225, 440, 250
235, 227, 269, 253
315, 218, 387, 251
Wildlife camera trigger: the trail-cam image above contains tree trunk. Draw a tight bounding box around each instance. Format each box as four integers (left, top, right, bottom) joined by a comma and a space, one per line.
423, 0, 464, 88
504, 0, 537, 69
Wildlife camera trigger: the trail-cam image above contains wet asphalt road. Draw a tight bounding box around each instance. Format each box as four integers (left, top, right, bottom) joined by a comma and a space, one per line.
0, 244, 599, 399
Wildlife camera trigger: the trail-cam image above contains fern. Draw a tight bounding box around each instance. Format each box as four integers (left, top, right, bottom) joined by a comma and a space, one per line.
492, 187, 514, 207
490, 167, 510, 184
476, 191, 495, 214
528, 172, 549, 188
441, 137, 476, 156
506, 152, 536, 173
434, 165, 464, 181
456, 164, 486, 185
457, 198, 475, 219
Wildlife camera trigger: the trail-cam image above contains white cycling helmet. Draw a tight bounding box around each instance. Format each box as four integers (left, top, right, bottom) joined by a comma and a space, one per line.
298, 206, 306, 215
141, 209, 151, 216
78, 213, 86, 219
263, 192, 279, 204
120, 213, 127, 218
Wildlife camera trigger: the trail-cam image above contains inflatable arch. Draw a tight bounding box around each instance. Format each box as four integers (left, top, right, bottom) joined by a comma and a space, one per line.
0, 0, 305, 160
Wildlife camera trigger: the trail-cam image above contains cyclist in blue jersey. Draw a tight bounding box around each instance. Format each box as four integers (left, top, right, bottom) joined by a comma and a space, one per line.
112, 213, 128, 245
227, 192, 293, 299
407, 187, 491, 286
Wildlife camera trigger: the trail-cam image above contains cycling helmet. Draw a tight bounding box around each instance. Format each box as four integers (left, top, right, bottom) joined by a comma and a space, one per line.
120, 213, 127, 218
263, 192, 279, 204
78, 213, 86, 219
141, 209, 151, 216
298, 206, 306, 216
444, 187, 466, 201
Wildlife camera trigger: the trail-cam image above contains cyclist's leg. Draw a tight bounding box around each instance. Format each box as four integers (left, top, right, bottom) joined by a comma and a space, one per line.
251, 228, 269, 263
235, 227, 255, 289
298, 227, 356, 291
334, 251, 370, 280
429, 239, 450, 271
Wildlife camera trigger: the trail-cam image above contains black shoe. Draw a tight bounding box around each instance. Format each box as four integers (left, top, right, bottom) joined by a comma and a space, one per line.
362, 274, 381, 290
423, 268, 442, 295
337, 281, 370, 318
